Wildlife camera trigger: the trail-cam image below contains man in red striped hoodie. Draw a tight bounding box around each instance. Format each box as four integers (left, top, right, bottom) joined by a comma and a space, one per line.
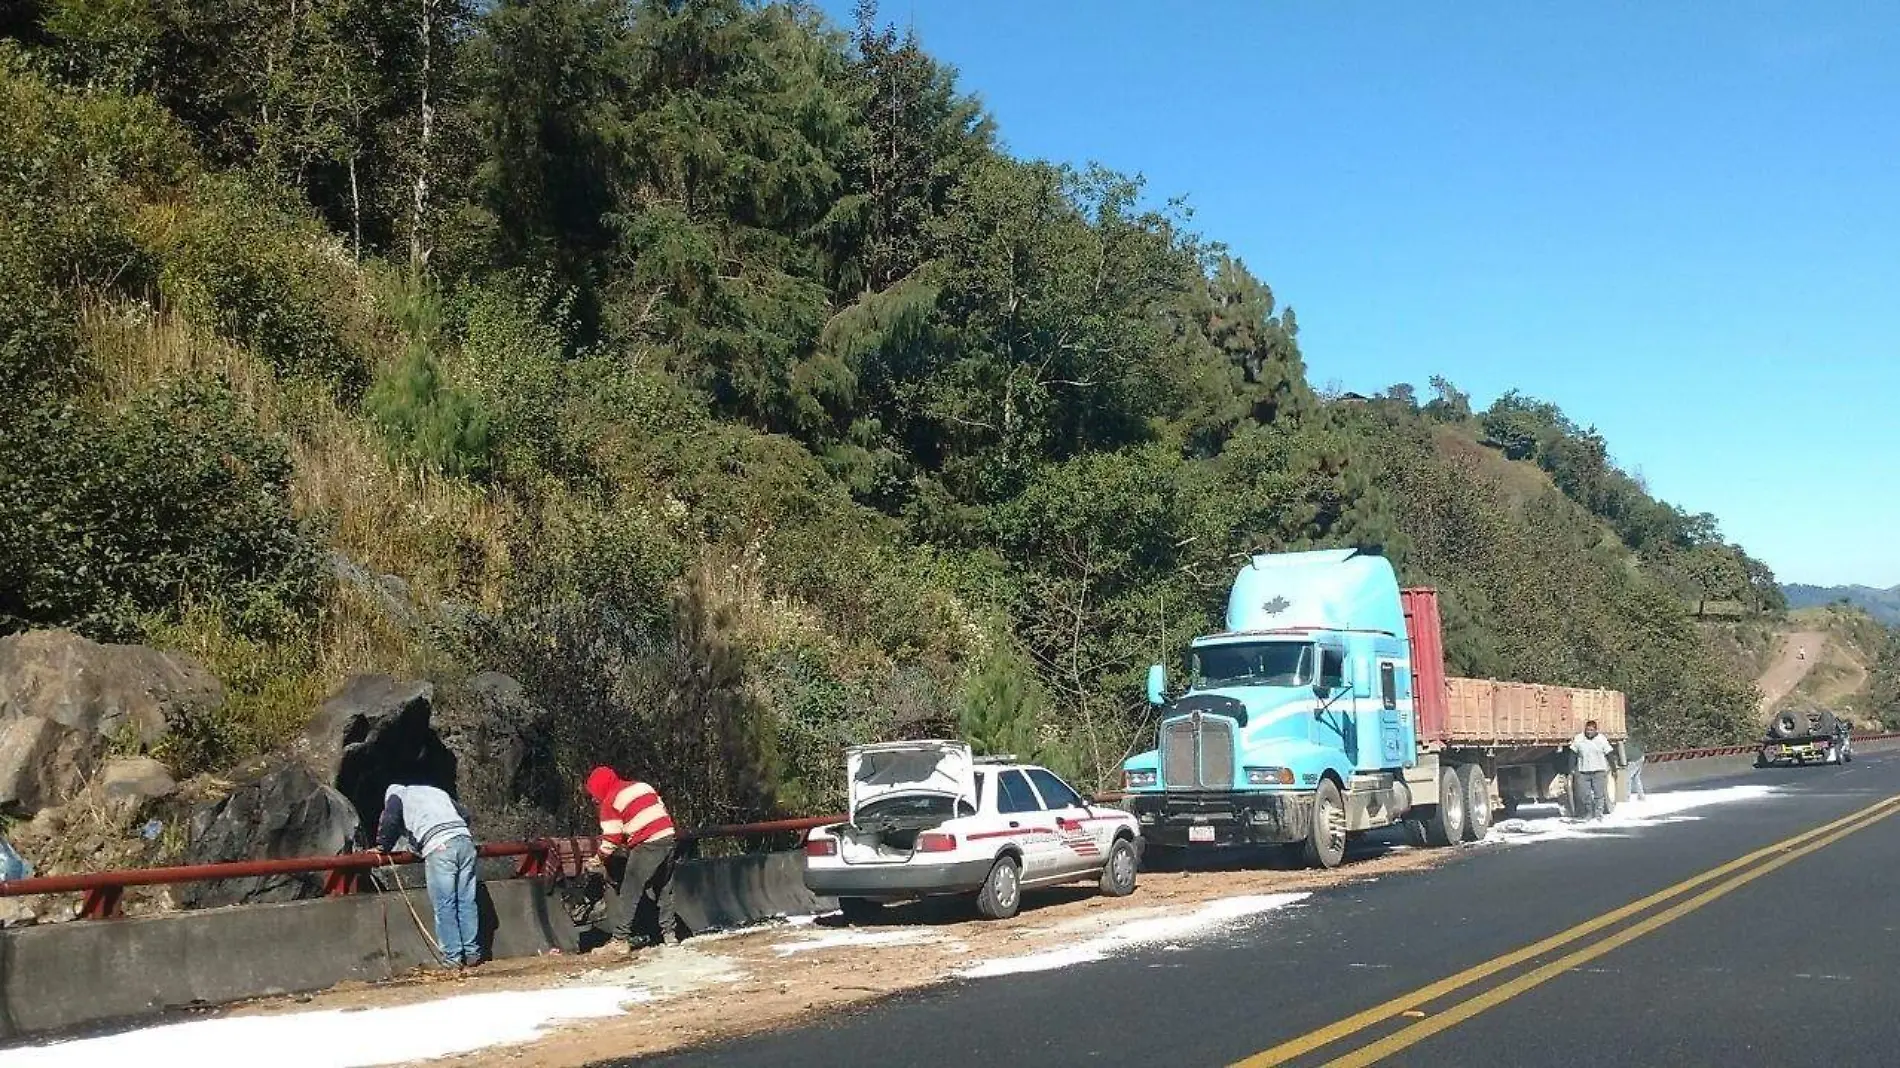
585, 765, 679, 954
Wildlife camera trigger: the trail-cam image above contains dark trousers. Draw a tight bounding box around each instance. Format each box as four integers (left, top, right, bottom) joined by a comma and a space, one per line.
605, 840, 678, 946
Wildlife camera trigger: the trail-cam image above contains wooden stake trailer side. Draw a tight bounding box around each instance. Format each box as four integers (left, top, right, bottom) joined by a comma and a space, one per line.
1400, 588, 1630, 824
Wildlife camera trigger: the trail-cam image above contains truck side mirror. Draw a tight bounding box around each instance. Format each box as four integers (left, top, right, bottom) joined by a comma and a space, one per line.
1146, 664, 1167, 706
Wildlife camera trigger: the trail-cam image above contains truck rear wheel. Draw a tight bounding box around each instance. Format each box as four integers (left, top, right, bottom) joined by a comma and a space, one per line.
1422, 768, 1466, 847
1459, 763, 1492, 842
1302, 779, 1347, 869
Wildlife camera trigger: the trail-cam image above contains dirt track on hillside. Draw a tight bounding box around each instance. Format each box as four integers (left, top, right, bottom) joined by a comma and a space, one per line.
1757, 630, 1826, 719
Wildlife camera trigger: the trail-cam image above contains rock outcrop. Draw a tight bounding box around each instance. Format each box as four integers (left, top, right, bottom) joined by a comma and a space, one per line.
177, 762, 359, 908
0, 630, 221, 816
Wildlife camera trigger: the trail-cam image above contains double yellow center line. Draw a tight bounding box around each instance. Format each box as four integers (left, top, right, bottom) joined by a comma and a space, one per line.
1234, 791, 1900, 1068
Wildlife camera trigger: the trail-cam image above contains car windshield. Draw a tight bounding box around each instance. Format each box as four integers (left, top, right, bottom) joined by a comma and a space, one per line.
1192, 641, 1313, 689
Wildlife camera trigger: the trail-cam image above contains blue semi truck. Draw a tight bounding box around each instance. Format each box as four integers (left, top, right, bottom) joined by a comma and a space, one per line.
1120, 548, 1627, 868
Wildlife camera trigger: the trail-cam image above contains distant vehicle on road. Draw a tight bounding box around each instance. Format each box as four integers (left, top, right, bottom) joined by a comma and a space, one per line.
1758, 709, 1853, 767
802, 741, 1141, 921
1120, 548, 1631, 868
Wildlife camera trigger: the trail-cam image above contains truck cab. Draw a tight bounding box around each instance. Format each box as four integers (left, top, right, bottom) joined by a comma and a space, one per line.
1121, 549, 1420, 867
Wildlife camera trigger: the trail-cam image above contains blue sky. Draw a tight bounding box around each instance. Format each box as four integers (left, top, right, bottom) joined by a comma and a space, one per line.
820, 1, 1900, 588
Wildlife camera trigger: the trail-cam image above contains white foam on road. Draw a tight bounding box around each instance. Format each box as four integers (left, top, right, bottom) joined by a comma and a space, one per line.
957, 893, 1311, 979
1488, 784, 1782, 845
771, 926, 949, 955
0, 987, 646, 1068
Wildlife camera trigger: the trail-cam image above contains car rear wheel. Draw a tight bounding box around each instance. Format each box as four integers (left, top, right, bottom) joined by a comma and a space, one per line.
1099, 838, 1138, 897
975, 855, 1022, 920
837, 897, 881, 925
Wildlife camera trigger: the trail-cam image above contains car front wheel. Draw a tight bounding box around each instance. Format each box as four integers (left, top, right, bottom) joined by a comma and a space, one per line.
975, 855, 1023, 920
1099, 838, 1138, 897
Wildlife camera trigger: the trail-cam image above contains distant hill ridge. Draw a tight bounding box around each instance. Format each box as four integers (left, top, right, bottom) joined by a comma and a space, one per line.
1783, 584, 1900, 626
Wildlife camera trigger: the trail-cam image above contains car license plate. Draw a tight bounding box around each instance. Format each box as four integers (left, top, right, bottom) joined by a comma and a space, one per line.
1188, 825, 1215, 843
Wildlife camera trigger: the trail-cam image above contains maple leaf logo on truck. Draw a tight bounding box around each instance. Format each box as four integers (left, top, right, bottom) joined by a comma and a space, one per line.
1261, 595, 1290, 615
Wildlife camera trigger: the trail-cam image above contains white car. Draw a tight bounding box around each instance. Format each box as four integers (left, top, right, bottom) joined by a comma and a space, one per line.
802, 740, 1142, 921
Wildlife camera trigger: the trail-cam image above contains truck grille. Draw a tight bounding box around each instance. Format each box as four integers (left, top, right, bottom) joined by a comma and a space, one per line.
1161, 713, 1235, 789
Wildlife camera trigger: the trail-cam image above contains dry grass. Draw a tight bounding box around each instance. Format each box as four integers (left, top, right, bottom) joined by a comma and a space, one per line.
79, 294, 514, 612
76, 295, 511, 762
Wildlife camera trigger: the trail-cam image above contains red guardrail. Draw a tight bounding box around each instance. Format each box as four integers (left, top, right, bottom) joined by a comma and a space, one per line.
1644, 731, 1900, 763
4, 739, 1894, 920
0, 813, 849, 921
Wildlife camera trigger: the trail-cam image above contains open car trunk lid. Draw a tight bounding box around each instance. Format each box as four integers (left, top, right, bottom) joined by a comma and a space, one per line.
847, 740, 976, 825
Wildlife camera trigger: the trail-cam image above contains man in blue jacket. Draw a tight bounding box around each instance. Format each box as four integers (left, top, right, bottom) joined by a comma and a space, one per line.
373, 783, 482, 968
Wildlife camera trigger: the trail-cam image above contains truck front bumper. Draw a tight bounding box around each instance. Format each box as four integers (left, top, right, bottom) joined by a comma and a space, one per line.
1125, 790, 1313, 847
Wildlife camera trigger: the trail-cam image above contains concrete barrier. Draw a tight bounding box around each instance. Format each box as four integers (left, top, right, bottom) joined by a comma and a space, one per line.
673, 851, 834, 934
0, 878, 574, 1041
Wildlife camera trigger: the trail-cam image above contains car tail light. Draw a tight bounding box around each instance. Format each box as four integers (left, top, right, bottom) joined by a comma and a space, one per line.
804, 837, 838, 857
916, 832, 957, 853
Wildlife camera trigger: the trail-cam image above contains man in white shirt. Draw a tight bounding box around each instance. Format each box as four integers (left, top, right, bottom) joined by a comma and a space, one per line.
1567, 719, 1616, 821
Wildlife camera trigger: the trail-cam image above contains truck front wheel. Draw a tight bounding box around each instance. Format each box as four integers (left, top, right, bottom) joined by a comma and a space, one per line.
1302, 779, 1347, 869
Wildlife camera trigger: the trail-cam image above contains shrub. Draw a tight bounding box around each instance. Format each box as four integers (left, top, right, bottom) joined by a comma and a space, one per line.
0, 378, 322, 641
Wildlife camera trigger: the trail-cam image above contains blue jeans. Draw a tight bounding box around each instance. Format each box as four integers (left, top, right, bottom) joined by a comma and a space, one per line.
424, 836, 481, 966
1628, 760, 1645, 799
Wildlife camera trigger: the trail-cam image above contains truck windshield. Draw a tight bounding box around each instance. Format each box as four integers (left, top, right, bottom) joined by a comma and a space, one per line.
1192, 642, 1313, 689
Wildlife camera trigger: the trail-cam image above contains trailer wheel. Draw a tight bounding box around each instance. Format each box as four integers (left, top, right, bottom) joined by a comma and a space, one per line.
1459, 763, 1492, 842
1302, 778, 1348, 869
1422, 768, 1466, 847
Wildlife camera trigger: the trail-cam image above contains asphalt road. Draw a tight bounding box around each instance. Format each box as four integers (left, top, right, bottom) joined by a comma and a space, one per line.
619, 753, 1900, 1068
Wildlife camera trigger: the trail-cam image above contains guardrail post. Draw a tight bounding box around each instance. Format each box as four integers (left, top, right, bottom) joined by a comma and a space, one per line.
78, 886, 124, 920
514, 846, 549, 879
322, 869, 367, 897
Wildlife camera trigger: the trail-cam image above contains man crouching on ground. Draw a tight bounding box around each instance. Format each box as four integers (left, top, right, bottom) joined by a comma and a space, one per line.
585, 765, 679, 956
373, 783, 482, 968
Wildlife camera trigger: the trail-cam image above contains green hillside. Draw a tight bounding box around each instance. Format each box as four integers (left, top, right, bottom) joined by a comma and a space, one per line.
0, 0, 1784, 824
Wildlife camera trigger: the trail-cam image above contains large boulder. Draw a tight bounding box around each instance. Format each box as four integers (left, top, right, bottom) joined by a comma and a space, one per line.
177, 761, 359, 908
0, 630, 217, 816
0, 717, 93, 815
298, 675, 457, 830
0, 629, 219, 747
433, 672, 560, 831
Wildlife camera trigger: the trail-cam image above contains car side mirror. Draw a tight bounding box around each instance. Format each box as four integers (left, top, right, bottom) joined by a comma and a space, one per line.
1146, 663, 1167, 707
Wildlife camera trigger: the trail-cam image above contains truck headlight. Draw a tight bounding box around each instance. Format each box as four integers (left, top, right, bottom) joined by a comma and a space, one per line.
1245, 766, 1294, 785
1123, 770, 1158, 789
